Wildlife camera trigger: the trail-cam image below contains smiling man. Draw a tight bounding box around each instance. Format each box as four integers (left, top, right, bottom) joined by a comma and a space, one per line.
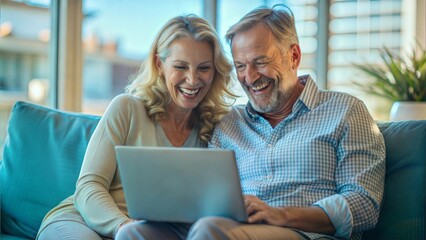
201, 4, 386, 240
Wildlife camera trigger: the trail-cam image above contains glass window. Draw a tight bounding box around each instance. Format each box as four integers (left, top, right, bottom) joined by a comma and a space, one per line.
0, 0, 418, 159
81, 0, 203, 114
0, 0, 52, 159
328, 0, 403, 120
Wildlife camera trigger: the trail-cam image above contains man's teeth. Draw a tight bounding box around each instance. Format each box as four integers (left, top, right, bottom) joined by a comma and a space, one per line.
179, 87, 200, 95
251, 82, 270, 91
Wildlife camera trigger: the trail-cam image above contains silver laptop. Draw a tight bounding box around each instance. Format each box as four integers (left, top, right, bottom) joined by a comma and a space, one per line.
115, 146, 248, 223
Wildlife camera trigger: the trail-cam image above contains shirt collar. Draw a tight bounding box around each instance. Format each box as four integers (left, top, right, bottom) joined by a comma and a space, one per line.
244, 74, 321, 119
245, 102, 259, 120
297, 74, 321, 110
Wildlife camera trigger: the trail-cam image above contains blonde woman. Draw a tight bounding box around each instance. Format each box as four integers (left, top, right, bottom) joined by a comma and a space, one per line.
37, 14, 236, 240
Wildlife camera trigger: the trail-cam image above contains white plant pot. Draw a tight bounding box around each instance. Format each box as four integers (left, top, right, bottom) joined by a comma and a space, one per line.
390, 102, 426, 121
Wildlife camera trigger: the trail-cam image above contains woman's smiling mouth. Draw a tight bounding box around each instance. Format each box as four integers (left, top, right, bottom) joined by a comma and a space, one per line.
179, 87, 201, 97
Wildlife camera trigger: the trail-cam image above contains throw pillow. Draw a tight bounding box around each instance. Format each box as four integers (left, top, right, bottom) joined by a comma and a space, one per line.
0, 101, 100, 238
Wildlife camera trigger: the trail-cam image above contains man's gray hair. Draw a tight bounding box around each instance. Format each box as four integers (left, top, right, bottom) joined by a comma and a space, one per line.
225, 4, 299, 50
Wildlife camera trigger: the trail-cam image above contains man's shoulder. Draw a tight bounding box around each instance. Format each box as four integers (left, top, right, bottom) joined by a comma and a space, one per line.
211, 104, 249, 145
319, 89, 364, 107
302, 77, 363, 111
231, 104, 247, 113
215, 104, 247, 128
223, 104, 247, 120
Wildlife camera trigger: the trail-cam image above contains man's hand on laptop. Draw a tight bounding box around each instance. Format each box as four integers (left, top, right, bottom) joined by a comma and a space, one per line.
244, 195, 336, 235
244, 195, 287, 226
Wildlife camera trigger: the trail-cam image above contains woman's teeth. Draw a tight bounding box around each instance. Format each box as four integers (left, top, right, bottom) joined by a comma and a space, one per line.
179, 87, 200, 95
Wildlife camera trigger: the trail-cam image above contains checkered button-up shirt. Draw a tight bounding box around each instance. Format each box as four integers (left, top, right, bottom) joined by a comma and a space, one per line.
209, 75, 386, 240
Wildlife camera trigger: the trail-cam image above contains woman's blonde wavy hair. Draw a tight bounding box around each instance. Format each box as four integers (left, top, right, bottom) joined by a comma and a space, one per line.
126, 14, 237, 143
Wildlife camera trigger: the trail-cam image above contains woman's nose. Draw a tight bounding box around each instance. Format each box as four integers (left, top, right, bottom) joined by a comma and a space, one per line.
186, 70, 198, 85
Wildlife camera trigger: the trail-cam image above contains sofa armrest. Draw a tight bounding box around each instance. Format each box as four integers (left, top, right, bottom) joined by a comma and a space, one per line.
363, 120, 426, 239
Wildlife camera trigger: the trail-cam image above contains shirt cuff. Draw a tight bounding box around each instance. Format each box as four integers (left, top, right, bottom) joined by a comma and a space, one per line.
313, 194, 353, 239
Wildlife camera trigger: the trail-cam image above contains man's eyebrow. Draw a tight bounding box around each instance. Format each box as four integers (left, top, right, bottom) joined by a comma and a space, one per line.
234, 55, 270, 65
253, 55, 270, 62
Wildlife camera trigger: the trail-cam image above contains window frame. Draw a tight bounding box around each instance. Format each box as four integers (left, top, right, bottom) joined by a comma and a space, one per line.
50, 0, 83, 111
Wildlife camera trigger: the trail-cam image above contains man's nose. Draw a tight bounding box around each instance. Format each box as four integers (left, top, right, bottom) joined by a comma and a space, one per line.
245, 65, 260, 85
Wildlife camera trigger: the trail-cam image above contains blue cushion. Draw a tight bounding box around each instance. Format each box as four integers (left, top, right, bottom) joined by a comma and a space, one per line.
0, 101, 100, 239
0, 233, 32, 240
363, 120, 426, 240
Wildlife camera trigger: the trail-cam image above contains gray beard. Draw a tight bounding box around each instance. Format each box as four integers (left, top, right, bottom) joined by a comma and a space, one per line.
244, 83, 281, 113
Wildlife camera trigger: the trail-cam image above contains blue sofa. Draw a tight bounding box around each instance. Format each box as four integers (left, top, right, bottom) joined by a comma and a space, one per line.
1, 101, 425, 240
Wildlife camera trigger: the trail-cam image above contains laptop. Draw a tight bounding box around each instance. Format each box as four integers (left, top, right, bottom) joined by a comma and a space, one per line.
115, 146, 248, 223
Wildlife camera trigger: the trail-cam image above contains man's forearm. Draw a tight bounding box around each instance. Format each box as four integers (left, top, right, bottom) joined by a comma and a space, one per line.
279, 206, 335, 235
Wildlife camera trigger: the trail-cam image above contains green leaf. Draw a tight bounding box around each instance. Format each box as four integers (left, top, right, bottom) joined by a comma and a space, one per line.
353, 43, 426, 102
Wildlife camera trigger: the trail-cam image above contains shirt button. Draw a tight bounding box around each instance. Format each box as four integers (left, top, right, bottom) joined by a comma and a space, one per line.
267, 143, 273, 148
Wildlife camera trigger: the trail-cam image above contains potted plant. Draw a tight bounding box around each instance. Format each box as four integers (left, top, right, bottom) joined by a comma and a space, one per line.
354, 44, 426, 121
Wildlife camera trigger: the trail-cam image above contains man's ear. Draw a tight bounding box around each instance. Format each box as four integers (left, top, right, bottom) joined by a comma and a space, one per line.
290, 44, 301, 70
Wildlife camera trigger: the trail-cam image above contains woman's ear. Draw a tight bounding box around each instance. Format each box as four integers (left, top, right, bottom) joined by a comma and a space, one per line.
155, 54, 163, 74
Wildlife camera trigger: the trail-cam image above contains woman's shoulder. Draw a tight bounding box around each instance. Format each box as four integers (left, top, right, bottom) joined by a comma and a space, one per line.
108, 94, 144, 110
110, 93, 144, 106
104, 94, 147, 118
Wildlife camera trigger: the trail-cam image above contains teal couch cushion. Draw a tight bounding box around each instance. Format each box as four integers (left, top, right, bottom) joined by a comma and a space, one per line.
0, 233, 32, 240
0, 101, 100, 239
363, 120, 426, 240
